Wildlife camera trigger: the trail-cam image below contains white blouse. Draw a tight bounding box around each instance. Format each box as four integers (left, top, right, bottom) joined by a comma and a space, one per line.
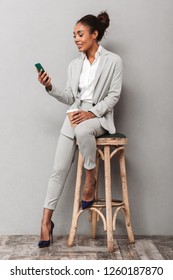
78, 45, 102, 103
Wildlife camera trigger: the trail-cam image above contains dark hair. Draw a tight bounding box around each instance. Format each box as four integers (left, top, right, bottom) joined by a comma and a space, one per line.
77, 11, 110, 41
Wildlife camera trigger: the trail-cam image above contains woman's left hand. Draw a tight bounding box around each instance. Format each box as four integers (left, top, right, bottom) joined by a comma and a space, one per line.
71, 110, 96, 125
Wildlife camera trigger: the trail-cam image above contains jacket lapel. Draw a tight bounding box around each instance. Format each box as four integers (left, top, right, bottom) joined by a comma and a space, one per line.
92, 47, 109, 103
93, 49, 108, 87
74, 57, 83, 93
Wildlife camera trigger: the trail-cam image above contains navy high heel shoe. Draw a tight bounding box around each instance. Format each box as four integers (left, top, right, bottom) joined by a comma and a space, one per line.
38, 221, 54, 248
82, 181, 96, 210
81, 198, 95, 210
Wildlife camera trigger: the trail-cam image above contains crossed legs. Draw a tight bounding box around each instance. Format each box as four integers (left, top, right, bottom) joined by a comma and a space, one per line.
39, 118, 106, 241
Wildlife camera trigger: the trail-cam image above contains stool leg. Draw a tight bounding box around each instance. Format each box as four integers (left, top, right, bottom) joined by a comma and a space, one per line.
119, 151, 135, 243
67, 152, 83, 247
91, 152, 99, 238
104, 146, 114, 252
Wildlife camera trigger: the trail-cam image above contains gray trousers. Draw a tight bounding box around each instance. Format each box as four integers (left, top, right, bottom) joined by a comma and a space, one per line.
44, 117, 106, 210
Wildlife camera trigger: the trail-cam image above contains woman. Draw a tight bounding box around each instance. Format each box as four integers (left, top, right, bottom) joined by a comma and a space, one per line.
37, 11, 123, 247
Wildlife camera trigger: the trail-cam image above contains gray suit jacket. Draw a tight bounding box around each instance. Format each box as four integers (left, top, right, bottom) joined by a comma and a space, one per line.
48, 47, 123, 138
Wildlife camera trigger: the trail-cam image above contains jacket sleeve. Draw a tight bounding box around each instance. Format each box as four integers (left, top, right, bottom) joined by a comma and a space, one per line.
46, 65, 75, 105
89, 55, 123, 117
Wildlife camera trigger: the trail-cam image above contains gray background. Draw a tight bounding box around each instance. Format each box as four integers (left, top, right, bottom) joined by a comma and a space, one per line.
0, 0, 172, 236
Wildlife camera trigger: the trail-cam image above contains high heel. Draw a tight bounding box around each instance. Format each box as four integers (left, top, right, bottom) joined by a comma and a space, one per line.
81, 179, 96, 210
38, 221, 54, 248
82, 180, 96, 210
81, 198, 95, 210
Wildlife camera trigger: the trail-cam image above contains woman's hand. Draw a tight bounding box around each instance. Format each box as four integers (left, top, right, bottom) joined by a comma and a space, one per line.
71, 110, 96, 125
38, 70, 52, 91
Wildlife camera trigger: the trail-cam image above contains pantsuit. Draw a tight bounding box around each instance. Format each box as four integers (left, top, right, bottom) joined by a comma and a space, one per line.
44, 47, 123, 210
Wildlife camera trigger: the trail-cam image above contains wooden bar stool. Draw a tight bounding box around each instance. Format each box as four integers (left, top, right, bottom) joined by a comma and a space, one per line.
67, 132, 134, 252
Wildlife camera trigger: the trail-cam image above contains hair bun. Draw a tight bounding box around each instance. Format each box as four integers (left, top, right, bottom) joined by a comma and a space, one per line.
97, 11, 110, 29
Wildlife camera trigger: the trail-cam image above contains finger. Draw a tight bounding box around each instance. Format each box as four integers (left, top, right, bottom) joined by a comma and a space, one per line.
74, 119, 81, 124
71, 113, 80, 121
43, 76, 49, 83
38, 69, 44, 77
76, 118, 84, 124
42, 73, 50, 83
41, 71, 48, 79
38, 70, 43, 80
72, 115, 80, 123
38, 72, 46, 82
45, 77, 52, 87
72, 111, 80, 117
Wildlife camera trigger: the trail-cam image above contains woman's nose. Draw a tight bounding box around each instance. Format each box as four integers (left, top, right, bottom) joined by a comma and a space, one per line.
74, 37, 79, 43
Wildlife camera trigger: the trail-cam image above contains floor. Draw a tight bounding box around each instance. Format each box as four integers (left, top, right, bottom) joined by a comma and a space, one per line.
0, 235, 173, 260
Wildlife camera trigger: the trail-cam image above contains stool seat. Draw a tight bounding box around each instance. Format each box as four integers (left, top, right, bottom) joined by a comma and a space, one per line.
97, 132, 127, 138
67, 132, 134, 252
96, 132, 128, 146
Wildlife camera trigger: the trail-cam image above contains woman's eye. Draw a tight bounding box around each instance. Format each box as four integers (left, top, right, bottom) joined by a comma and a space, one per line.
73, 33, 83, 39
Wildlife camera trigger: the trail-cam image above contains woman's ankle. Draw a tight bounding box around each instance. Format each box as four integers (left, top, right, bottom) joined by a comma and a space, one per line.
82, 180, 96, 201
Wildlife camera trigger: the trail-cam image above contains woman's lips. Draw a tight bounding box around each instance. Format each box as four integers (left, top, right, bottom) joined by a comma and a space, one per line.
77, 44, 83, 49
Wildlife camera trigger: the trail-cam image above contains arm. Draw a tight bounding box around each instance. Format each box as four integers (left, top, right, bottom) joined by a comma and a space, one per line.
47, 82, 75, 105
38, 66, 75, 105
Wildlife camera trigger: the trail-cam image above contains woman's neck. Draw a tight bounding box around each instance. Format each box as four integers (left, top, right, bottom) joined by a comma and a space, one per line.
86, 44, 99, 64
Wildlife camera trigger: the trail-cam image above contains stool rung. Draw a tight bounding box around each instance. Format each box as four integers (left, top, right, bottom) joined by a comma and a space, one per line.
93, 199, 124, 208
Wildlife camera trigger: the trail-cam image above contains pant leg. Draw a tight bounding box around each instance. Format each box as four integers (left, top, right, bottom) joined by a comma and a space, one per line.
44, 134, 77, 210
74, 118, 106, 170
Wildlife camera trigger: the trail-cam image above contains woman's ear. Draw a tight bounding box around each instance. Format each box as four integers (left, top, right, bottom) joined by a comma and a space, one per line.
93, 30, 98, 40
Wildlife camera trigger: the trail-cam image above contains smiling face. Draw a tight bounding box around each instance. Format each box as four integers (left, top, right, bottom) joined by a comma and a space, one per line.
73, 22, 98, 53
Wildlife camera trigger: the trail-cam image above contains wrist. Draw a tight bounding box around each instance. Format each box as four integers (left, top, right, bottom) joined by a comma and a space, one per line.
89, 111, 96, 118
46, 84, 52, 92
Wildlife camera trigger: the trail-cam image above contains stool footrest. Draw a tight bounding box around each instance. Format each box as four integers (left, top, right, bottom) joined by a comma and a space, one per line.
93, 199, 124, 208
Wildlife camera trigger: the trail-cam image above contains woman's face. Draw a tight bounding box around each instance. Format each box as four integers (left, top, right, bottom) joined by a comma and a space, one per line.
73, 22, 98, 53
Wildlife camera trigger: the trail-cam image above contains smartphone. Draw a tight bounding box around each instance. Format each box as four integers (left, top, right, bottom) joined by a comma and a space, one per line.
35, 63, 45, 73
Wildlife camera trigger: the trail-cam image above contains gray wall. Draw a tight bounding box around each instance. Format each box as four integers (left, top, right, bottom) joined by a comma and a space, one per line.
0, 0, 172, 236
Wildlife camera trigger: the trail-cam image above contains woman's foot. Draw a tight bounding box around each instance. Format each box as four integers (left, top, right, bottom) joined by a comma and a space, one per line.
81, 178, 96, 209
38, 220, 54, 248
38, 208, 54, 248
40, 221, 52, 241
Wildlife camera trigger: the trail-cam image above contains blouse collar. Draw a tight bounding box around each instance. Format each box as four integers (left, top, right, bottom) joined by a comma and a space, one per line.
81, 45, 102, 60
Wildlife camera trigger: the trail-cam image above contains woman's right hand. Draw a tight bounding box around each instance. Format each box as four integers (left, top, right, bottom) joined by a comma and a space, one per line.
38, 70, 52, 91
